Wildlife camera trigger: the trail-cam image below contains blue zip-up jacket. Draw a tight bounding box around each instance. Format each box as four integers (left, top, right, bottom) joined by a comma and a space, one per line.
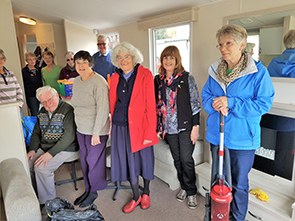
267, 49, 295, 78
202, 54, 275, 150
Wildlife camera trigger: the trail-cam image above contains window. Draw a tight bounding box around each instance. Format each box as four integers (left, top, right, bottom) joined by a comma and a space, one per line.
150, 23, 191, 75
106, 32, 120, 50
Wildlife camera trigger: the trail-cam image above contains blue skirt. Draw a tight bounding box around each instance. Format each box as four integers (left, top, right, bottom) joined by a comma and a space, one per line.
111, 124, 154, 184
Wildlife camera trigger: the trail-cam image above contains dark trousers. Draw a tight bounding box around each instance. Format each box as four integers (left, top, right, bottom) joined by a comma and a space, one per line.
165, 130, 197, 195
211, 144, 255, 221
27, 97, 40, 116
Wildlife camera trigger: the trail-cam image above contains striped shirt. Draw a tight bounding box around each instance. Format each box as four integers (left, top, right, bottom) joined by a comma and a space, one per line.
0, 67, 24, 107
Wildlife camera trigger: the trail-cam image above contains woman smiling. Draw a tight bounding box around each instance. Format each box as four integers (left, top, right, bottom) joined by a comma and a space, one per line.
71, 50, 110, 208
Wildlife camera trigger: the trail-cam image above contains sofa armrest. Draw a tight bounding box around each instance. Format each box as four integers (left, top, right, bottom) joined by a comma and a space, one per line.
0, 158, 42, 221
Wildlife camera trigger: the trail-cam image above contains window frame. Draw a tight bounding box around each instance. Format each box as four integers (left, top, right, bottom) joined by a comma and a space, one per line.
149, 22, 193, 75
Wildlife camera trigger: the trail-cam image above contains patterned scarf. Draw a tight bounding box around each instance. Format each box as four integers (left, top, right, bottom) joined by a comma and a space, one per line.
156, 72, 183, 138
217, 52, 248, 85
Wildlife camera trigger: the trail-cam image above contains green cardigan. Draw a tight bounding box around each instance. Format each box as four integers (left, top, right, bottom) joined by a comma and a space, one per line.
41, 65, 61, 92
29, 100, 78, 156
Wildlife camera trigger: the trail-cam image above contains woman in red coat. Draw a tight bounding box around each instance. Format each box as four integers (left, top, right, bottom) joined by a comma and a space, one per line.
110, 42, 158, 213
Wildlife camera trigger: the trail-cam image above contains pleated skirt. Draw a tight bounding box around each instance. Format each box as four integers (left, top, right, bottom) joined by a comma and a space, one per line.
110, 124, 154, 184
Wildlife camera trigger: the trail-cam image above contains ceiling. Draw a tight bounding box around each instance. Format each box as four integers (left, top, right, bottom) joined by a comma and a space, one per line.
11, 0, 221, 30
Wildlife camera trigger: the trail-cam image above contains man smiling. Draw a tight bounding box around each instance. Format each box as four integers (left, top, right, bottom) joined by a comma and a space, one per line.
27, 86, 79, 206
92, 34, 115, 80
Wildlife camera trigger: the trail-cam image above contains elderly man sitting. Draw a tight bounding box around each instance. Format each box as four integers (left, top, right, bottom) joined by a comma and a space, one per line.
27, 86, 79, 206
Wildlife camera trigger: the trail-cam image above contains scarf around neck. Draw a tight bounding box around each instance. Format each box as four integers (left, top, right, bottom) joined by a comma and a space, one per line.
217, 52, 248, 85
156, 72, 183, 138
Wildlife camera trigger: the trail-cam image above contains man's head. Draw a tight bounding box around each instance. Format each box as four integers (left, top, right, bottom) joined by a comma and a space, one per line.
97, 34, 109, 55
36, 86, 59, 113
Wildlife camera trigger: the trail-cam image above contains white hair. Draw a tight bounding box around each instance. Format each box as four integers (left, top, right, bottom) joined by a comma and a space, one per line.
97, 34, 108, 42
36, 86, 58, 101
111, 42, 143, 67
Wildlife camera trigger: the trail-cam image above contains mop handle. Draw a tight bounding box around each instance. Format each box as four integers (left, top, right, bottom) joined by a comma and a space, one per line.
218, 112, 225, 176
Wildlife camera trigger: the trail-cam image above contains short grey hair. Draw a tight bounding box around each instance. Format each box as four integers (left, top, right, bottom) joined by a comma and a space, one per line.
0, 49, 6, 60
25, 52, 36, 61
36, 86, 58, 101
97, 34, 108, 42
111, 42, 143, 67
216, 24, 247, 43
283, 29, 295, 49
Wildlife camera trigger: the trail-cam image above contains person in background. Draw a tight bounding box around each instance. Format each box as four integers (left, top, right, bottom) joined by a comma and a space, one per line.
202, 24, 274, 221
154, 45, 201, 209
71, 50, 110, 208
27, 86, 78, 207
59, 51, 79, 80
0, 49, 24, 108
110, 42, 158, 213
41, 51, 61, 92
22, 52, 43, 116
92, 34, 116, 81
268, 29, 295, 78
245, 42, 255, 56
34, 46, 46, 69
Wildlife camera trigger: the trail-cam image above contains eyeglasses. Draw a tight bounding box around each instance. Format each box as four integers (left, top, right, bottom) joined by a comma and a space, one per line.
40, 95, 55, 105
216, 40, 236, 49
97, 43, 106, 46
116, 55, 132, 61
66, 58, 74, 62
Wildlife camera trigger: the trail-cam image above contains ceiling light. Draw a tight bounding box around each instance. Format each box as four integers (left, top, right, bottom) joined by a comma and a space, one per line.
19, 16, 36, 25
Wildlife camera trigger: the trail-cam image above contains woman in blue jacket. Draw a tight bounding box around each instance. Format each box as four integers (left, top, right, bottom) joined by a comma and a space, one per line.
268, 29, 295, 78
202, 24, 275, 221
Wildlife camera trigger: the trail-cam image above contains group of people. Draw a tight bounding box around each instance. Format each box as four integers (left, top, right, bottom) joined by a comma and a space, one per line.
23, 36, 201, 214
21, 49, 79, 116
5, 24, 295, 221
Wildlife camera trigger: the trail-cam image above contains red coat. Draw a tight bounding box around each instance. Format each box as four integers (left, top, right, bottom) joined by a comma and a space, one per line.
110, 65, 158, 153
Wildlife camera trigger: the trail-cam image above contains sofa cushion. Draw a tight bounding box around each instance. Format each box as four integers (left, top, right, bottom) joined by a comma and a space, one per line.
154, 139, 174, 165
154, 138, 203, 166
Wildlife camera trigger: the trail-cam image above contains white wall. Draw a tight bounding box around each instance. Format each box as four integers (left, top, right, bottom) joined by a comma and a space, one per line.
53, 24, 67, 66
64, 20, 97, 55
100, 22, 149, 66
0, 0, 23, 92
0, 103, 30, 175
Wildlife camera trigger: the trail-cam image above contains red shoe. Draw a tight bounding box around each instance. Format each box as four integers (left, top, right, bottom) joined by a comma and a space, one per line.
122, 196, 142, 213
140, 194, 150, 209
